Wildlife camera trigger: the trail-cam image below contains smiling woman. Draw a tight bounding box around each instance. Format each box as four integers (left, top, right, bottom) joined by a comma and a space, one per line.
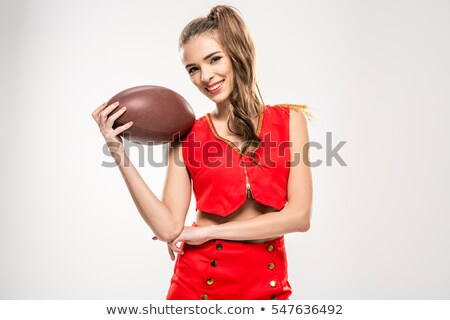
92, 4, 312, 301
163, 5, 312, 300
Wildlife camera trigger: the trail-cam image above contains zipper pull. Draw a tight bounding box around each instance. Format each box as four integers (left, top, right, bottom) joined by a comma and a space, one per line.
243, 156, 253, 199
246, 183, 253, 199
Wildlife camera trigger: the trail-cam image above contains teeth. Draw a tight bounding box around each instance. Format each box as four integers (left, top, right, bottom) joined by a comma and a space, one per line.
207, 81, 224, 91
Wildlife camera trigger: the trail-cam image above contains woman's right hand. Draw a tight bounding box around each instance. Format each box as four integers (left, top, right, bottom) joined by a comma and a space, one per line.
91, 101, 133, 155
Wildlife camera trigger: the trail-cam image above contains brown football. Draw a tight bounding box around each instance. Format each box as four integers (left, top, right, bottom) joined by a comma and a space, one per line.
107, 85, 196, 145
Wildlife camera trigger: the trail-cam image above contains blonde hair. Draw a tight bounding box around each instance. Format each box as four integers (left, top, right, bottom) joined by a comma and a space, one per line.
179, 5, 264, 158
179, 5, 311, 160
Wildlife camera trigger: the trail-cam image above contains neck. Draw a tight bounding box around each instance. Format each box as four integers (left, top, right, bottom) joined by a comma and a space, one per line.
212, 100, 232, 121
212, 100, 260, 121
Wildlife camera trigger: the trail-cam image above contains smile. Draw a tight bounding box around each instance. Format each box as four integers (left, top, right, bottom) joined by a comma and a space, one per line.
205, 80, 224, 93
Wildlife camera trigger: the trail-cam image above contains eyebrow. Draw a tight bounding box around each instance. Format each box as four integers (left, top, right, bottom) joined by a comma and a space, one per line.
185, 51, 222, 69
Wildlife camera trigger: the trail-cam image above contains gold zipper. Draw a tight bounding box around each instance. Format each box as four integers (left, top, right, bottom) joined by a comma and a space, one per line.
242, 157, 253, 199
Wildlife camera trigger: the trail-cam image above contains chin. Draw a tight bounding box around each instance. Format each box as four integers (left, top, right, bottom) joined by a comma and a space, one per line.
201, 90, 229, 104
210, 95, 228, 103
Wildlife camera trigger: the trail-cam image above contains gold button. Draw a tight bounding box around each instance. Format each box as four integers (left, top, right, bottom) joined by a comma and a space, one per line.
270, 280, 277, 287
216, 243, 223, 251
268, 262, 275, 270
201, 293, 208, 300
270, 295, 278, 300
211, 260, 218, 267
267, 244, 274, 252
206, 278, 214, 286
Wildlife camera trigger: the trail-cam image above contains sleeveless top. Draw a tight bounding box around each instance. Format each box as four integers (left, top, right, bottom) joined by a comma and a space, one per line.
181, 104, 299, 217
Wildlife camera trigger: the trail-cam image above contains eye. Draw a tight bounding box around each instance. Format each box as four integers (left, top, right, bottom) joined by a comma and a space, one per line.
188, 67, 198, 75
211, 56, 222, 63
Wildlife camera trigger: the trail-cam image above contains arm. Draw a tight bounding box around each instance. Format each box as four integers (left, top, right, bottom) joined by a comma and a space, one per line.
92, 101, 191, 243
168, 108, 312, 249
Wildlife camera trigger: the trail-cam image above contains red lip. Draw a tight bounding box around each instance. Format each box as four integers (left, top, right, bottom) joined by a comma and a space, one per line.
205, 80, 224, 90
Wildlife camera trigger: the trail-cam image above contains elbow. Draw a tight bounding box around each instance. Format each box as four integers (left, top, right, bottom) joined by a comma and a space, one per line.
158, 232, 176, 243
294, 209, 312, 233
157, 224, 184, 243
298, 220, 311, 232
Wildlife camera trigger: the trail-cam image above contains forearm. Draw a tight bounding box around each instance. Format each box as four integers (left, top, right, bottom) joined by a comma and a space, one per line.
205, 204, 311, 242
115, 150, 181, 242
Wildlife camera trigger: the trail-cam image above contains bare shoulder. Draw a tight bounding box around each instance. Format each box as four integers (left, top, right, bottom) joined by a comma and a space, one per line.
289, 107, 310, 132
276, 105, 310, 143
272, 104, 310, 126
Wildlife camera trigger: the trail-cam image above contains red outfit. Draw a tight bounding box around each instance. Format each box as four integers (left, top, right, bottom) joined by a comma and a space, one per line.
166, 224, 292, 300
166, 104, 302, 300
181, 104, 292, 217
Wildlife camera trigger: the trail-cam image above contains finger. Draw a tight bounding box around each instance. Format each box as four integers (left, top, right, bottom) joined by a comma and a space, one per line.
168, 241, 183, 254
112, 121, 133, 136
91, 102, 108, 119
98, 101, 120, 121
106, 106, 127, 126
167, 246, 175, 261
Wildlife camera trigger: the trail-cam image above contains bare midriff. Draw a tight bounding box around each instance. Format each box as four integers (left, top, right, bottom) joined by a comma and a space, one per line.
195, 198, 281, 244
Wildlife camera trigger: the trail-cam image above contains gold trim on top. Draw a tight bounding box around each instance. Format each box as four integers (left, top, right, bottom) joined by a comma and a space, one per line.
205, 105, 265, 157
205, 114, 242, 154
273, 104, 311, 119
256, 105, 264, 136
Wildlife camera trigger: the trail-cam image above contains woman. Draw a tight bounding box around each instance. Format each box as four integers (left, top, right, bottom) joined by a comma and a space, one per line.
91, 5, 312, 300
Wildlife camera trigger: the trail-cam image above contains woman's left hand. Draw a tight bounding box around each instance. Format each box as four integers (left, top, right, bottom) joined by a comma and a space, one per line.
168, 226, 210, 253
152, 225, 210, 255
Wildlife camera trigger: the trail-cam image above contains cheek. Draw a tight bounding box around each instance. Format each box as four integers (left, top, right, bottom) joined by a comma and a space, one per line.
224, 66, 234, 84
193, 79, 206, 92
190, 76, 200, 87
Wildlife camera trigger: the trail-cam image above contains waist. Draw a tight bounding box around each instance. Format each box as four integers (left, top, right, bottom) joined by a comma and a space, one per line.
194, 203, 281, 243
183, 229, 285, 249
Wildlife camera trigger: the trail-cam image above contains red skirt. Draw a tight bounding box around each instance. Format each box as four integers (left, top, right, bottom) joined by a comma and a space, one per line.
166, 232, 292, 300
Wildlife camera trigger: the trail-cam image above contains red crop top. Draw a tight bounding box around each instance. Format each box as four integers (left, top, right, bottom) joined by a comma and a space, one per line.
181, 104, 297, 217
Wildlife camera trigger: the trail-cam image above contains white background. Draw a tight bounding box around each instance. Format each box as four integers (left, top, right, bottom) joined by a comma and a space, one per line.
1, 0, 449, 299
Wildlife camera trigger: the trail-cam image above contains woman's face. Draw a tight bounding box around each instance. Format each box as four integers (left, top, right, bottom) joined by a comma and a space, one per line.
180, 32, 234, 105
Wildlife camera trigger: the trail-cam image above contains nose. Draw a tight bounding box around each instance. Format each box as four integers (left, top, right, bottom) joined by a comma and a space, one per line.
200, 67, 214, 83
